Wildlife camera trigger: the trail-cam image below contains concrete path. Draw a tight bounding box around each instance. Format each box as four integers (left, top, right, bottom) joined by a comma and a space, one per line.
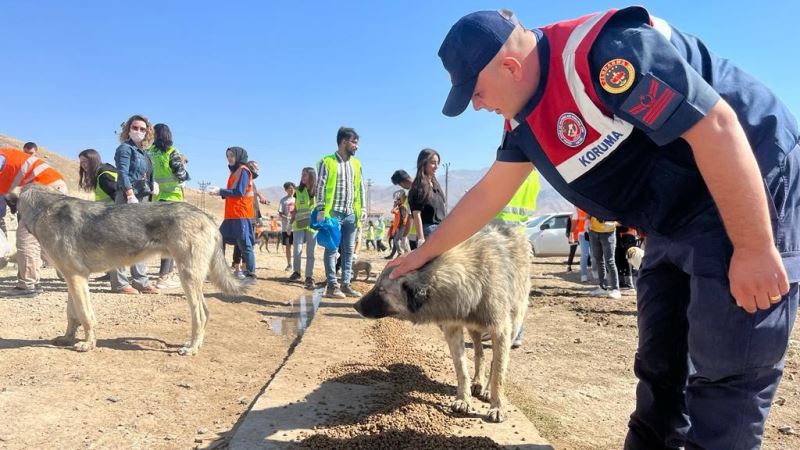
230, 294, 552, 449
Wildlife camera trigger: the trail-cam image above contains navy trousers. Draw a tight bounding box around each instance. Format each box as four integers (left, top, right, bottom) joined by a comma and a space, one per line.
624, 228, 798, 450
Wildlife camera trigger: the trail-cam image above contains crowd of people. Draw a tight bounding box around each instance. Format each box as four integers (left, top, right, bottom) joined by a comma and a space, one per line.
0, 115, 192, 296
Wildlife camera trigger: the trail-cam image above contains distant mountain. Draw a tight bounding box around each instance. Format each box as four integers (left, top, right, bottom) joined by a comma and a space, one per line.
266, 168, 573, 217
251, 168, 574, 217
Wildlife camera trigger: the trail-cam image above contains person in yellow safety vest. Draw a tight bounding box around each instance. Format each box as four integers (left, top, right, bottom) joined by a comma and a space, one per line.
374, 216, 387, 252
492, 169, 540, 226
489, 168, 541, 349
0, 146, 68, 296
289, 167, 318, 290
315, 126, 365, 299
364, 220, 376, 250
77, 149, 140, 294
390, 169, 420, 249
149, 123, 190, 290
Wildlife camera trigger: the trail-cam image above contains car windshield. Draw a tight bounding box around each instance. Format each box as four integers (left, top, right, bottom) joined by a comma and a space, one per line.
526, 215, 550, 229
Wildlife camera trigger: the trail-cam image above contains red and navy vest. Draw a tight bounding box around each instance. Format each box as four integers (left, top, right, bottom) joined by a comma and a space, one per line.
508, 9, 671, 184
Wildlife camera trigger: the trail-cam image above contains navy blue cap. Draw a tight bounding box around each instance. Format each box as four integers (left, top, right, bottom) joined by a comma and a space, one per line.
438, 10, 517, 117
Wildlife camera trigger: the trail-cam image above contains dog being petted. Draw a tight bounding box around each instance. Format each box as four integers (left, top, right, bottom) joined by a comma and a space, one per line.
354, 225, 530, 422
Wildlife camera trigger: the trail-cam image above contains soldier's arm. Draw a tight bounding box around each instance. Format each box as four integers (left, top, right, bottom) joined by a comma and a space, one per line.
683, 99, 790, 313
389, 161, 531, 278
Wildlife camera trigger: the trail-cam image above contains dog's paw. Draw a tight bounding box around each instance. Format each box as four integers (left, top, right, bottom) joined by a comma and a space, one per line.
471, 383, 490, 401
73, 341, 95, 352
178, 346, 198, 356
450, 399, 472, 414
53, 335, 77, 346
486, 407, 506, 423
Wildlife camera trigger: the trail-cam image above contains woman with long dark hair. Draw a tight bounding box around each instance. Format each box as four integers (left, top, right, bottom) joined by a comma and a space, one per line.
149, 123, 189, 289
290, 167, 318, 289
408, 148, 446, 245
78, 149, 136, 294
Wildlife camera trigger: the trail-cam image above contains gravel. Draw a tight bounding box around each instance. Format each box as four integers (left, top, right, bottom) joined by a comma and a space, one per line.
293, 319, 503, 449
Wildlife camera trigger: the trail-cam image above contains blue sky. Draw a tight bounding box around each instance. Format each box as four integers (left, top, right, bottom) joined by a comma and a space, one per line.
1, 0, 798, 189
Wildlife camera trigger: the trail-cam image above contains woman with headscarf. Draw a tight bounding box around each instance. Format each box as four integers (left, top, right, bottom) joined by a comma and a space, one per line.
218, 147, 256, 278
231, 160, 266, 274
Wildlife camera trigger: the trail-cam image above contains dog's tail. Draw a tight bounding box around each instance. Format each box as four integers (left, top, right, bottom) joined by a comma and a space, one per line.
208, 235, 252, 295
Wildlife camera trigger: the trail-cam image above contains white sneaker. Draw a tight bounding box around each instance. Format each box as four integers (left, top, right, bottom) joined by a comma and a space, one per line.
580, 275, 588, 282
607, 289, 622, 300
156, 275, 181, 289
589, 287, 606, 296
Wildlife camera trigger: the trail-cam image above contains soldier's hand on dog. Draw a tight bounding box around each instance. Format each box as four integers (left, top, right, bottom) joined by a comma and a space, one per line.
387, 249, 429, 279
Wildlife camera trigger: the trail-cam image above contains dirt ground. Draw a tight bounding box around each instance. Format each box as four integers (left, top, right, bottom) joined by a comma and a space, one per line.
1, 239, 798, 449
0, 240, 361, 450
508, 258, 800, 450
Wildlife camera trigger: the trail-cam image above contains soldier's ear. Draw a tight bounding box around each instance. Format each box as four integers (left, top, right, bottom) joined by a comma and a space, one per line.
401, 276, 428, 313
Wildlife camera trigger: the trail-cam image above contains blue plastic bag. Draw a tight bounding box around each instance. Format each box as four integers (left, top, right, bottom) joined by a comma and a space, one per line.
310, 210, 341, 251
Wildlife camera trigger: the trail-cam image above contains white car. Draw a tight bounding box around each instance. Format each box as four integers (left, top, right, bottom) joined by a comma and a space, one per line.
525, 212, 579, 257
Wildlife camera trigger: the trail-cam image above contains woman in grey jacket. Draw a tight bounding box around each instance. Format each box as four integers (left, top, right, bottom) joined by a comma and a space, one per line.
113, 114, 159, 293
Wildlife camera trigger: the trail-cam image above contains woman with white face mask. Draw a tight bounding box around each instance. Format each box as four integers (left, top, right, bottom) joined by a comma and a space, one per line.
112, 114, 159, 294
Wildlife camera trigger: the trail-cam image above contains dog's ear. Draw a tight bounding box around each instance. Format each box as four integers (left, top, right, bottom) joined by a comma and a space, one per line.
401, 276, 429, 313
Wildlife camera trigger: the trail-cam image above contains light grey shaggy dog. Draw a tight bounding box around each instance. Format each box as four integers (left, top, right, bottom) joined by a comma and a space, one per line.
354, 225, 531, 422
17, 184, 251, 355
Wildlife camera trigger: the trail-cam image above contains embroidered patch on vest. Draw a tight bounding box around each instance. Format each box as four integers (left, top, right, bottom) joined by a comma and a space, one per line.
599, 58, 635, 94
621, 73, 684, 131
557, 113, 587, 148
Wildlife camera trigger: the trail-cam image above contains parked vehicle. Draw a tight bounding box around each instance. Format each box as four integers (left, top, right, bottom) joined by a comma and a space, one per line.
525, 212, 580, 257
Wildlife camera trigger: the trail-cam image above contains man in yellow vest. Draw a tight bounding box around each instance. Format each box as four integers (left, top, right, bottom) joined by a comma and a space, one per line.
390, 169, 419, 250
316, 127, 365, 299
491, 168, 540, 348
0, 147, 68, 295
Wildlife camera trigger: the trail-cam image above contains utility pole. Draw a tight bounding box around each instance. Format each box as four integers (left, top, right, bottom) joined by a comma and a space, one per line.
198, 181, 211, 212
366, 178, 373, 216
444, 162, 451, 213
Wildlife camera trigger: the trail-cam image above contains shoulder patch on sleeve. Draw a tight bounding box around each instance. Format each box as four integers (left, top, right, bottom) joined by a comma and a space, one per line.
620, 73, 684, 131
599, 58, 636, 94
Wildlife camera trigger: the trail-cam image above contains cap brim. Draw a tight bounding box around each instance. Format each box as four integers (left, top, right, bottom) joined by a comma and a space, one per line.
442, 77, 477, 117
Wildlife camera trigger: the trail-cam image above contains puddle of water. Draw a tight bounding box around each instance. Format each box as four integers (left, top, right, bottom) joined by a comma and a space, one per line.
268, 289, 323, 337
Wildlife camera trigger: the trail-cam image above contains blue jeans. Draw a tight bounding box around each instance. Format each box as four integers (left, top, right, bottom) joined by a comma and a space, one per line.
579, 232, 591, 279
292, 229, 317, 278
625, 228, 798, 449
113, 190, 151, 290
422, 223, 438, 240
235, 238, 256, 275
323, 212, 356, 286
589, 230, 619, 290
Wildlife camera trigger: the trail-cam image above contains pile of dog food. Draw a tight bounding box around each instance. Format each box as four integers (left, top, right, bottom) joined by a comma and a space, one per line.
293, 319, 503, 449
